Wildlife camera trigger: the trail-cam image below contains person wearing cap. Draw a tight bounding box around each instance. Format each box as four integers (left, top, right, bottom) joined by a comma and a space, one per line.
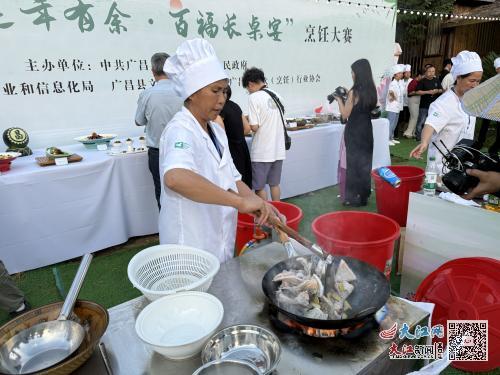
396, 64, 412, 138
160, 39, 276, 263
135, 52, 183, 209
473, 56, 500, 154
410, 51, 483, 174
414, 64, 443, 142
385, 64, 404, 146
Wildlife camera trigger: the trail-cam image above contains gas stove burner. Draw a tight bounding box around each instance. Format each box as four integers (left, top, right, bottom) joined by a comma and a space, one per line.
268, 303, 382, 339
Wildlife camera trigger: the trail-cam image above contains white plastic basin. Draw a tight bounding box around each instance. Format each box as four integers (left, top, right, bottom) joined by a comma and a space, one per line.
135, 291, 224, 360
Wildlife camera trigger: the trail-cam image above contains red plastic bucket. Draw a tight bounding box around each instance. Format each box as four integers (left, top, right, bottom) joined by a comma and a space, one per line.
371, 166, 425, 227
415, 257, 500, 372
235, 201, 303, 254
312, 211, 400, 278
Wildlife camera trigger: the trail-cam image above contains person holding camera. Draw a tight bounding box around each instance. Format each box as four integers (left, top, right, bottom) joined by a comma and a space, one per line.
463, 170, 500, 199
334, 58, 378, 207
410, 51, 483, 174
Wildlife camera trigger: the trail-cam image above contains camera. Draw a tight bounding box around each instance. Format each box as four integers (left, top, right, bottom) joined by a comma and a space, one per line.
327, 86, 348, 105
327, 87, 348, 124
434, 139, 500, 197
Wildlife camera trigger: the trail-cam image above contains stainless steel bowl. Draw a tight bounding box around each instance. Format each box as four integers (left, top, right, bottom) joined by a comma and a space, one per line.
192, 359, 260, 375
201, 325, 281, 374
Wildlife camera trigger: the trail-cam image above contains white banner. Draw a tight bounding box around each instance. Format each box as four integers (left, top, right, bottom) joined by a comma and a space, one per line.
0, 0, 396, 148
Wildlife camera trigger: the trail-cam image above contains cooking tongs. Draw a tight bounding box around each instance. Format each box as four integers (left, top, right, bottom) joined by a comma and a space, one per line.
267, 215, 332, 263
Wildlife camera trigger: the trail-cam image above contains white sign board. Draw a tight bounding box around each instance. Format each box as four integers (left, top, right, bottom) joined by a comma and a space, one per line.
0, 0, 396, 148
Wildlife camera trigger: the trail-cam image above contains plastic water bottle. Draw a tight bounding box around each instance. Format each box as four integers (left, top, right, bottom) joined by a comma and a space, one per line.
423, 156, 438, 196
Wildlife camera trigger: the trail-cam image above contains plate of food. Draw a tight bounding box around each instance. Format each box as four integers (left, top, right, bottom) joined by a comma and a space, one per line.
0, 152, 21, 172
74, 132, 117, 149
46, 147, 71, 159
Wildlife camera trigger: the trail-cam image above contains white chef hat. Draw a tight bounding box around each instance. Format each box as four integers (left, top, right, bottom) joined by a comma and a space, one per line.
494, 57, 500, 70
164, 38, 228, 101
450, 51, 483, 80
391, 64, 405, 76
404, 64, 411, 72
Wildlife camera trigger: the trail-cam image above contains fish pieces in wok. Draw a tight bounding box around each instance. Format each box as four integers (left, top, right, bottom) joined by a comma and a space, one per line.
273, 258, 357, 320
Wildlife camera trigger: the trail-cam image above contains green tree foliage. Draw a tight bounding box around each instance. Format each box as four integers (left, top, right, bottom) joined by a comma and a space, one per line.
397, 0, 454, 43
481, 52, 498, 81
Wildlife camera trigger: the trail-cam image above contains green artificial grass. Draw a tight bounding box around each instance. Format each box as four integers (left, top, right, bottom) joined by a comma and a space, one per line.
2, 139, 498, 375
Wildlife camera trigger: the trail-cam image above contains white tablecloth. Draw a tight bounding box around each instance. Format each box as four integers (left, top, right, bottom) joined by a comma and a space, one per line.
0, 143, 159, 273
246, 119, 390, 199
1, 120, 389, 273
400, 193, 500, 298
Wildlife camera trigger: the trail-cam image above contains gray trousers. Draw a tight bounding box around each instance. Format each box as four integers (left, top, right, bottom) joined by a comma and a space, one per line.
387, 111, 400, 141
415, 108, 429, 142
0, 261, 24, 313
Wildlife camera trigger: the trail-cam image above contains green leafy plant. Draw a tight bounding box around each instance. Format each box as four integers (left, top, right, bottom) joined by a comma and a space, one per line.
481, 51, 498, 82
397, 0, 454, 43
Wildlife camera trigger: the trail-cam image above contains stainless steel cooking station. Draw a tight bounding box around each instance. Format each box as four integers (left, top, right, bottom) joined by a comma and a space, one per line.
76, 242, 429, 375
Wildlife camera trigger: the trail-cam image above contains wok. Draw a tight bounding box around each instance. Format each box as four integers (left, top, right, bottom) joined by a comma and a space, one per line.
262, 255, 390, 329
0, 300, 109, 375
0, 254, 92, 374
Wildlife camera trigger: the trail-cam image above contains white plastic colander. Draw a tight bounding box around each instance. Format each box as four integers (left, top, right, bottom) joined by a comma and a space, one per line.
127, 244, 220, 301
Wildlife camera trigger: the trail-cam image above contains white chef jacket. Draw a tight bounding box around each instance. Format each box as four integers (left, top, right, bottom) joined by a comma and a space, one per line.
425, 89, 476, 175
441, 72, 454, 92
159, 107, 242, 263
385, 80, 403, 113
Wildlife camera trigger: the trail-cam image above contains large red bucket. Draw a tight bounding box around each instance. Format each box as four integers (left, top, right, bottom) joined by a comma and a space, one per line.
235, 201, 303, 254
312, 211, 400, 278
371, 166, 425, 227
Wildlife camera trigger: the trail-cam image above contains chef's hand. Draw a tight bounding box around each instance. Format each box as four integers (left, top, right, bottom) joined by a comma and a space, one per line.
410, 142, 428, 159
237, 195, 272, 226
462, 169, 500, 200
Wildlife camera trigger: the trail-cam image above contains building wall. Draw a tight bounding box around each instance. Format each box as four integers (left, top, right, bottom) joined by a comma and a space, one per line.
451, 22, 500, 57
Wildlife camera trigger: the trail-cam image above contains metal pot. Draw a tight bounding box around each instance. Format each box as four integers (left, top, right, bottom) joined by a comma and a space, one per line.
0, 254, 93, 374
0, 300, 108, 375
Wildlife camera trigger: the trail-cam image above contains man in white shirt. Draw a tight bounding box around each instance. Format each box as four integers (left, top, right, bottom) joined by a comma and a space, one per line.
242, 68, 286, 201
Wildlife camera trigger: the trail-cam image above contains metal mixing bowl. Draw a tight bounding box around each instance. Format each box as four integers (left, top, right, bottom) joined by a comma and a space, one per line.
201, 325, 281, 374
192, 359, 260, 375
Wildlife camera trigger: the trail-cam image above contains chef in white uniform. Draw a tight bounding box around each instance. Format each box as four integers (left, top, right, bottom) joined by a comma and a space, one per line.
410, 51, 483, 174
159, 39, 276, 263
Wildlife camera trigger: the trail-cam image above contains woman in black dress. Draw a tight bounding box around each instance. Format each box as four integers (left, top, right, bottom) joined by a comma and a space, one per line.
333, 59, 377, 207
219, 85, 253, 188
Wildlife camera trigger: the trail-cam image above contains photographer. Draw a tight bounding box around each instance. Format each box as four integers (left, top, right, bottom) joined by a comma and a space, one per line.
410, 51, 483, 174
462, 170, 500, 200
333, 58, 378, 207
